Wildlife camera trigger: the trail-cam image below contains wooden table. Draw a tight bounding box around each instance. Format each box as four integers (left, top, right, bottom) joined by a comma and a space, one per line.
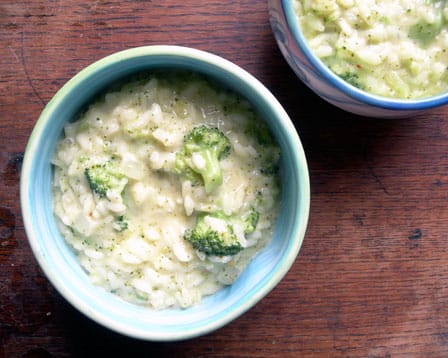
2, 1, 448, 356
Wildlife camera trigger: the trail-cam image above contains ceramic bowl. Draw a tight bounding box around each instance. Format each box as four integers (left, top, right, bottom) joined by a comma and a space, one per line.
268, 0, 448, 118
20, 45, 310, 341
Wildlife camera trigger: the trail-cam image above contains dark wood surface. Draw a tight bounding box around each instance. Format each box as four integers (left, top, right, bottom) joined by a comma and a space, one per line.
2, 1, 448, 356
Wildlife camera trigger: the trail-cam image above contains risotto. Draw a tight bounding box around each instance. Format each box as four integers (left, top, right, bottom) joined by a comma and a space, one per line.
294, 0, 448, 99
52, 71, 280, 309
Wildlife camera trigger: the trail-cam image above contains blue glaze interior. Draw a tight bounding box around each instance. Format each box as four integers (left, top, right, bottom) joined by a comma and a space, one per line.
20, 46, 310, 341
282, 0, 448, 110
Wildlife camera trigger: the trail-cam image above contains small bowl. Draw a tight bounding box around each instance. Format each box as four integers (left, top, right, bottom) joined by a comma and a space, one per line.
268, 0, 448, 118
20, 46, 310, 341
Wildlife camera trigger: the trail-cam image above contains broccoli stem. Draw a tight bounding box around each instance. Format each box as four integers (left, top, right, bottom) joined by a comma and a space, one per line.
196, 149, 223, 193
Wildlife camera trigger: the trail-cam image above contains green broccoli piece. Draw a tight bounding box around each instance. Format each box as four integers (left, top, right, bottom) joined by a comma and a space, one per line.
260, 155, 280, 176
260, 163, 279, 175
241, 206, 259, 234
259, 146, 281, 176
84, 161, 128, 198
184, 212, 242, 256
113, 215, 128, 232
175, 125, 231, 193
245, 120, 275, 146
184, 208, 260, 257
408, 7, 445, 47
244, 120, 281, 176
339, 72, 364, 90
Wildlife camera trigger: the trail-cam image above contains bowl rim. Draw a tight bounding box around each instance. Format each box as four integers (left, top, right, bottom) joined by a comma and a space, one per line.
20, 45, 310, 341
281, 0, 448, 110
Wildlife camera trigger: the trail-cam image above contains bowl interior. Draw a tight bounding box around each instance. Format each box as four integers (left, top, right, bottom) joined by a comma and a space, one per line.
281, 0, 448, 110
20, 46, 310, 340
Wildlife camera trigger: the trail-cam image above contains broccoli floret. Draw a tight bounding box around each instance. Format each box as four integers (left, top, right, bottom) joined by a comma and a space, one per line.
175, 125, 231, 193
184, 208, 259, 257
184, 212, 242, 256
84, 161, 128, 198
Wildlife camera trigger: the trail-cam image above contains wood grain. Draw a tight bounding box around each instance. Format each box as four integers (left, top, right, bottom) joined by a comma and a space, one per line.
2, 0, 448, 356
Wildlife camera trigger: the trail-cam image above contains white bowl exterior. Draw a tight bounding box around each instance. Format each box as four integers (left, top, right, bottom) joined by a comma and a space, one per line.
268, 0, 445, 118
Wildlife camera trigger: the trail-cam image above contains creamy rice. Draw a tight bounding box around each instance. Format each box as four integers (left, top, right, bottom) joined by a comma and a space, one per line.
295, 0, 448, 99
52, 71, 280, 309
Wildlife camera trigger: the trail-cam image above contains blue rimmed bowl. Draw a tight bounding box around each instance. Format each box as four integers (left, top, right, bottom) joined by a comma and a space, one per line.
268, 0, 448, 118
20, 45, 310, 341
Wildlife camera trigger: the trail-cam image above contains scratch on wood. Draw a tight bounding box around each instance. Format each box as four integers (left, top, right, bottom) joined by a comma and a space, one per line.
407, 228, 422, 249
20, 32, 45, 106
2, 153, 23, 186
353, 213, 366, 226
408, 228, 422, 240
367, 161, 389, 195
364, 147, 389, 195
8, 46, 20, 63
0, 206, 16, 242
